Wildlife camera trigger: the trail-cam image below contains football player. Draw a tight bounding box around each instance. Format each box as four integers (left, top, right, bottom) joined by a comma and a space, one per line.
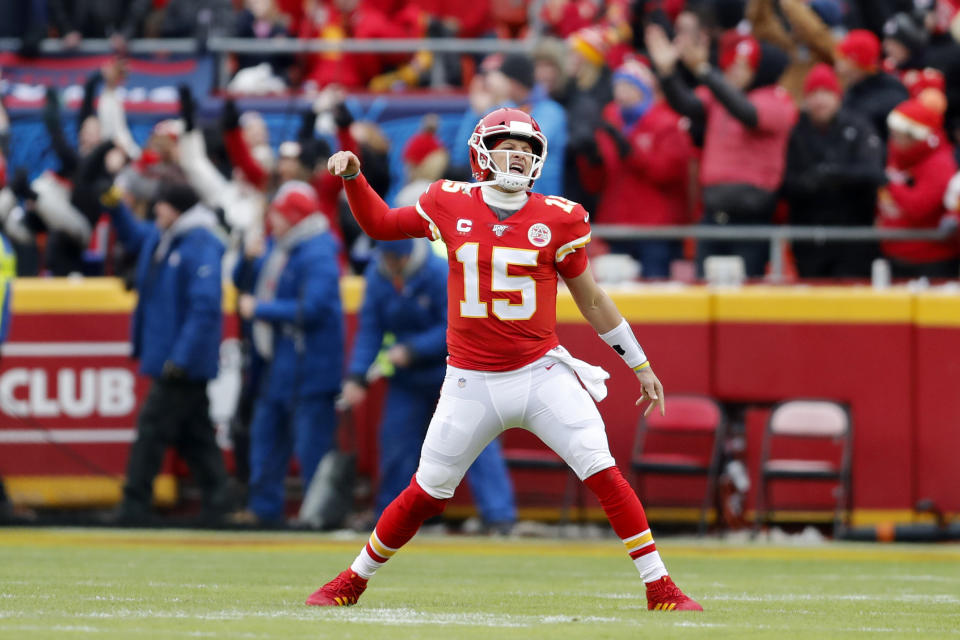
307, 107, 702, 611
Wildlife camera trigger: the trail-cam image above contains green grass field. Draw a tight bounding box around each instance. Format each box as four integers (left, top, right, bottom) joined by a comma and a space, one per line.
0, 527, 958, 639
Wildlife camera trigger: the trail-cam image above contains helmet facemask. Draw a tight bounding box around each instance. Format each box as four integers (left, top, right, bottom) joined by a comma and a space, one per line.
469, 130, 547, 192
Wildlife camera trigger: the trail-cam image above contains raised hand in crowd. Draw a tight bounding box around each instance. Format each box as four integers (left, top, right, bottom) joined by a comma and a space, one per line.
677, 28, 710, 75
178, 85, 195, 132
221, 98, 241, 131
645, 23, 680, 76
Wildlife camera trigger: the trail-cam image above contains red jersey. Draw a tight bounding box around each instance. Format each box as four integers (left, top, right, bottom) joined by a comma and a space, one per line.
413, 180, 591, 371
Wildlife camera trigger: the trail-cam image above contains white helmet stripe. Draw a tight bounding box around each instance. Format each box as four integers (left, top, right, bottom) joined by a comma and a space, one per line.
510, 121, 534, 134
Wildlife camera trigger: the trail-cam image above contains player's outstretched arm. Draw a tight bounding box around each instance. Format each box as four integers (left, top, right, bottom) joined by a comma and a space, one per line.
563, 269, 665, 417
327, 150, 426, 241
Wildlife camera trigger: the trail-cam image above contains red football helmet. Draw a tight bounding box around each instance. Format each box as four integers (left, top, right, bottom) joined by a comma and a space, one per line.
468, 108, 548, 191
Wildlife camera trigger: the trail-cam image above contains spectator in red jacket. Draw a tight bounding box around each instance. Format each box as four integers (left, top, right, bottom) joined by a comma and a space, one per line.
577, 57, 695, 278
541, 0, 599, 39
649, 26, 797, 278
878, 90, 960, 278
301, 0, 420, 91
409, 0, 493, 38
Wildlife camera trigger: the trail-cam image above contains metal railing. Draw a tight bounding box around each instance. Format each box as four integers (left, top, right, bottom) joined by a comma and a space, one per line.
0, 37, 199, 55
591, 224, 955, 280
0, 35, 539, 88
0, 36, 537, 55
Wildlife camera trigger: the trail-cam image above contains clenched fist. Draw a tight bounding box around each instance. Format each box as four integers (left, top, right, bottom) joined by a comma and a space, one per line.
327, 151, 361, 177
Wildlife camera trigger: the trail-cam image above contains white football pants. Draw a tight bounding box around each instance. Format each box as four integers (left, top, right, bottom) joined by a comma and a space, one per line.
415, 351, 617, 500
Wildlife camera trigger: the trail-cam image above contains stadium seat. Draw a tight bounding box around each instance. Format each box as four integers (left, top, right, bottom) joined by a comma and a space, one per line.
754, 400, 853, 534
631, 395, 726, 535
501, 430, 582, 526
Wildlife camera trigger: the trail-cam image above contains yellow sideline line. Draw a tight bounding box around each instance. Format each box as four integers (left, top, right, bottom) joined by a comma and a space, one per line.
0, 530, 957, 564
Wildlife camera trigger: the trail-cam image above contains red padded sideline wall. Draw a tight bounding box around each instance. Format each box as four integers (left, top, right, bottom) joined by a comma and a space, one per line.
712, 288, 915, 519
913, 293, 960, 513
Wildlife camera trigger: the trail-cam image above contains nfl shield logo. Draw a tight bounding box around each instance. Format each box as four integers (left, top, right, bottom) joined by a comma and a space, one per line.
491, 224, 510, 237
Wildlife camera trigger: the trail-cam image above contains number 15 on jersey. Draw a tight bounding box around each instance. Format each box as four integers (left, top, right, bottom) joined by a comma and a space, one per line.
455, 243, 539, 321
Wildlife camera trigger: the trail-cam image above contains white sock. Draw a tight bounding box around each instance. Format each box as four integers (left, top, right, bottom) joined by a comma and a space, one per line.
349, 549, 381, 579
634, 550, 668, 583
348, 529, 396, 579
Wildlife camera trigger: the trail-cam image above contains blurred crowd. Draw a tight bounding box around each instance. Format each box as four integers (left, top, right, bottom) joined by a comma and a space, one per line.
0, 1, 958, 281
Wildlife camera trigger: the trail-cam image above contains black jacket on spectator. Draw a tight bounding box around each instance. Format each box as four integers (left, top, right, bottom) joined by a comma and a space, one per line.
557, 67, 614, 209
925, 34, 960, 134
843, 72, 909, 144
660, 42, 792, 277
783, 109, 886, 278
49, 0, 151, 39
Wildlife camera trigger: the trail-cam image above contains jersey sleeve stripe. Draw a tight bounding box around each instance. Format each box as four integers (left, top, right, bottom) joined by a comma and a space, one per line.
415, 200, 442, 242
556, 231, 591, 262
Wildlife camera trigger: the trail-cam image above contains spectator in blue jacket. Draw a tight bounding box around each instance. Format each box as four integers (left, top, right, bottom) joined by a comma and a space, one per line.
453, 53, 568, 197
340, 238, 516, 532
104, 181, 230, 524
235, 181, 343, 524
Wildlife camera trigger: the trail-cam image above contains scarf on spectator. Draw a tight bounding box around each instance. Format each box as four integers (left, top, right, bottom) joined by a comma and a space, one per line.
252, 214, 329, 360
153, 204, 219, 262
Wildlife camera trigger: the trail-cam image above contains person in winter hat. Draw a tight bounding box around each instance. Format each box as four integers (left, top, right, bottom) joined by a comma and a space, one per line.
835, 29, 910, 143
233, 180, 344, 525
784, 63, 886, 277
878, 89, 960, 278
576, 56, 695, 278
648, 23, 798, 277
882, 12, 930, 72
102, 179, 230, 524
394, 120, 449, 209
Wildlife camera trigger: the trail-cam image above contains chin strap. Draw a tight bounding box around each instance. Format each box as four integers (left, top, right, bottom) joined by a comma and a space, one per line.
464, 179, 498, 190
468, 179, 531, 195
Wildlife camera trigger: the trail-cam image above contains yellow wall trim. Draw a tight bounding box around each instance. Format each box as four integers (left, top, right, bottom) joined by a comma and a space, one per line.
9, 278, 960, 326
713, 287, 914, 323
6, 475, 177, 508
12, 278, 136, 313
915, 292, 960, 328
557, 286, 711, 323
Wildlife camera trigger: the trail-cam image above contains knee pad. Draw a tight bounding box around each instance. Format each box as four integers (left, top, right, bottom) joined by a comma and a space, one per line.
399, 476, 448, 520
415, 460, 462, 500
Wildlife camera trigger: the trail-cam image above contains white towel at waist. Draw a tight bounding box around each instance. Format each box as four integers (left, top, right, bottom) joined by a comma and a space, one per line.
544, 345, 611, 403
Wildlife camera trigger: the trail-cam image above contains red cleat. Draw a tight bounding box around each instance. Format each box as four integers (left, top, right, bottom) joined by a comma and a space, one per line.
645, 575, 703, 611
305, 569, 368, 606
